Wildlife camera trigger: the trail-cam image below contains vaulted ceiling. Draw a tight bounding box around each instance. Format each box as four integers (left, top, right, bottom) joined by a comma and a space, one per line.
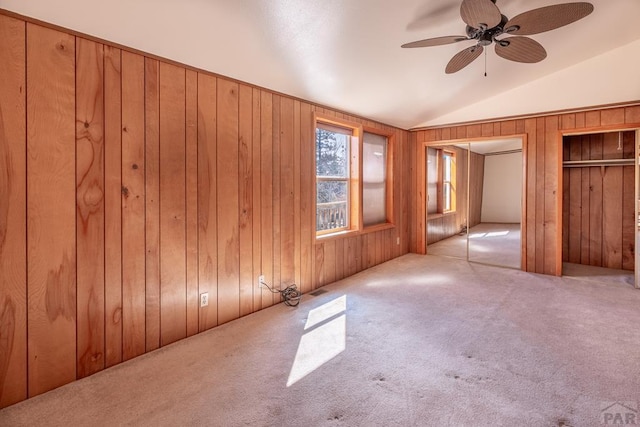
2, 0, 640, 129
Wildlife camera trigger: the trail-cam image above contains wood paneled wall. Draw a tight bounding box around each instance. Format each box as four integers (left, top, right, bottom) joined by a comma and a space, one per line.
562, 132, 635, 270
411, 106, 640, 275
0, 14, 411, 408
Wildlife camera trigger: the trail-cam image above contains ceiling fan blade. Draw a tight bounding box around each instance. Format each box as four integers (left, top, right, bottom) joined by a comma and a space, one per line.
446, 45, 483, 74
495, 37, 547, 63
460, 0, 502, 30
401, 36, 469, 48
504, 2, 594, 36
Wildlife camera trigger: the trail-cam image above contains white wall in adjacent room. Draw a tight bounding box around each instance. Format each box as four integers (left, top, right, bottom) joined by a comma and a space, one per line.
481, 152, 522, 223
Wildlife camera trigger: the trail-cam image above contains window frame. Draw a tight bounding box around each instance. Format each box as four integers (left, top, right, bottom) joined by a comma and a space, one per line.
313, 113, 395, 241
435, 149, 456, 215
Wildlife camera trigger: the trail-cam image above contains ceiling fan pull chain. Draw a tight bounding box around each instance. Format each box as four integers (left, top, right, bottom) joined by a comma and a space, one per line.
484, 48, 487, 77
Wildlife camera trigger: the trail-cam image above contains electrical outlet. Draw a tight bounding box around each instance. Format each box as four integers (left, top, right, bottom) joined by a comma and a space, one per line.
258, 275, 265, 288
396, 237, 400, 245
200, 292, 209, 307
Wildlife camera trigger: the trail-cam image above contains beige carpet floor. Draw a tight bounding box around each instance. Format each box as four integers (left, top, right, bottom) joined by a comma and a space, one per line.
428, 223, 521, 269
1, 253, 639, 426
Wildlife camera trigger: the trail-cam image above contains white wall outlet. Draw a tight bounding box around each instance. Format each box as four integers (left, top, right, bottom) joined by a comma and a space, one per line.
200, 292, 209, 307
258, 275, 265, 288
396, 237, 400, 245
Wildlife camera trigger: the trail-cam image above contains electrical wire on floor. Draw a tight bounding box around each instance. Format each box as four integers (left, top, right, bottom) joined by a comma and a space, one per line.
259, 279, 301, 307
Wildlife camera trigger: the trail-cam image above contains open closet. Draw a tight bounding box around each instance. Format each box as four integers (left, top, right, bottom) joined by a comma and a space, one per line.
561, 130, 637, 285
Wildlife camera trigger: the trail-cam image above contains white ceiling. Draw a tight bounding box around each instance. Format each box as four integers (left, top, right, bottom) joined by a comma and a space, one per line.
2, 0, 640, 129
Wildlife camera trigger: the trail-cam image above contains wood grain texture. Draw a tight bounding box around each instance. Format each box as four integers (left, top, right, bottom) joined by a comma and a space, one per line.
260, 91, 274, 307
251, 89, 262, 311
543, 116, 559, 275
197, 73, 218, 331
0, 14, 27, 408
159, 62, 187, 345
563, 132, 634, 271
299, 102, 313, 294
238, 84, 254, 316
272, 95, 282, 303
217, 79, 240, 324
280, 97, 295, 290
26, 23, 77, 396
144, 58, 160, 351
185, 70, 199, 336
75, 38, 105, 378
1, 11, 416, 407
121, 51, 146, 361
103, 45, 122, 368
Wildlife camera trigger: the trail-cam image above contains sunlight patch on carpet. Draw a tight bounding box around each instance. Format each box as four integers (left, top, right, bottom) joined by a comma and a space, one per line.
287, 296, 347, 387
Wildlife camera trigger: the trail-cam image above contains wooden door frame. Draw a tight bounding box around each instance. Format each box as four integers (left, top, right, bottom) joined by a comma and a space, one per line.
418, 135, 528, 270
557, 124, 640, 286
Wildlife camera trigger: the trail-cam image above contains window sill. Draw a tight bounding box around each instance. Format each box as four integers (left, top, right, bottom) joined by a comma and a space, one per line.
362, 222, 395, 234
315, 229, 360, 243
427, 211, 457, 220
315, 222, 396, 243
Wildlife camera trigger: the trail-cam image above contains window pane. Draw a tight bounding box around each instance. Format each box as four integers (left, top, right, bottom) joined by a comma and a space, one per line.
316, 128, 349, 178
363, 132, 387, 226
443, 182, 451, 211
443, 154, 451, 181
317, 181, 348, 231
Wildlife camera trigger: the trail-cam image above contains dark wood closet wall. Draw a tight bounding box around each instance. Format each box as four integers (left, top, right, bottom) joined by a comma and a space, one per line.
562, 131, 636, 270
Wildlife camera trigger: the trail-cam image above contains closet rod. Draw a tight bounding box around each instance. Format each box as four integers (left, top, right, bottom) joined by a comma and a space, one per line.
562, 158, 635, 168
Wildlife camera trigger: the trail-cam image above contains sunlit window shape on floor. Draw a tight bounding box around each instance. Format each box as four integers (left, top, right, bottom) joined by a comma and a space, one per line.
486, 230, 509, 237
287, 295, 347, 387
468, 232, 486, 239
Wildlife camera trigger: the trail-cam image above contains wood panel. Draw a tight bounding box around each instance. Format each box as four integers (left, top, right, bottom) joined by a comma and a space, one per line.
159, 62, 187, 345
260, 91, 274, 307
121, 50, 146, 361
144, 58, 160, 351
272, 96, 282, 303
26, 23, 77, 396
185, 70, 199, 336
280, 97, 296, 290
197, 74, 218, 331
217, 79, 240, 324
251, 89, 263, 311
103, 45, 122, 368
0, 14, 27, 407
239, 84, 254, 316
75, 38, 105, 378
299, 102, 313, 294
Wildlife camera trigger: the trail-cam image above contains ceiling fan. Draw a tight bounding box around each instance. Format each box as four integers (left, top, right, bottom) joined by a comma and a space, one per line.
401, 0, 594, 74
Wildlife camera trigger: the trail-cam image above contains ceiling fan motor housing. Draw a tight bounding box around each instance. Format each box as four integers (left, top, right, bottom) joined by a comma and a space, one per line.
466, 14, 509, 46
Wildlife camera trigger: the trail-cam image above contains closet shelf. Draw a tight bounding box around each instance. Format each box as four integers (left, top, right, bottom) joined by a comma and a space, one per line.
562, 158, 636, 168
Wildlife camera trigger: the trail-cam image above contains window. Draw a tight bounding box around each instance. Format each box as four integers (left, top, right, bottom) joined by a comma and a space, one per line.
442, 152, 454, 212
427, 148, 456, 214
316, 124, 352, 234
362, 131, 388, 226
314, 114, 394, 238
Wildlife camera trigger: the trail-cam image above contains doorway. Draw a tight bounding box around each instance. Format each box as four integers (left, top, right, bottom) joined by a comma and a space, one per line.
561, 130, 637, 286
426, 138, 525, 269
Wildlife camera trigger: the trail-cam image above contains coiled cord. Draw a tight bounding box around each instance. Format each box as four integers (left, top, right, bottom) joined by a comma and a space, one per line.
260, 279, 301, 307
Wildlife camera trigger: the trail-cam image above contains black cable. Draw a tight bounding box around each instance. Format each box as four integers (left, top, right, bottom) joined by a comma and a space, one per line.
260, 279, 301, 307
